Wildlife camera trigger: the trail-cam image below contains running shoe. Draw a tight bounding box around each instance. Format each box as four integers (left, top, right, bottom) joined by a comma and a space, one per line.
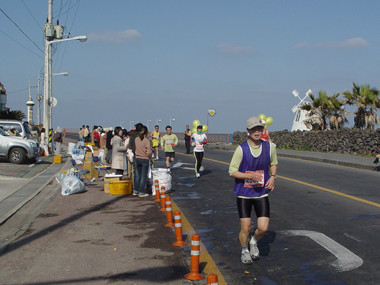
139, 193, 149, 197
196, 172, 200, 178
250, 242, 259, 260
199, 166, 204, 172
132, 191, 139, 196
241, 251, 253, 265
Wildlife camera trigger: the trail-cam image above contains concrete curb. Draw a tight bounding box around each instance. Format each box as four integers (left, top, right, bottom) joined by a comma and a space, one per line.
0, 157, 71, 225
277, 153, 376, 171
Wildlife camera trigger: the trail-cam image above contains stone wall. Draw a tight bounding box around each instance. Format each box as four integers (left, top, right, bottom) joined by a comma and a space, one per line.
232, 129, 380, 156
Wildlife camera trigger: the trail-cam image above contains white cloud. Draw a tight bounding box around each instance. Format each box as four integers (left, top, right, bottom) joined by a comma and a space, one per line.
218, 43, 254, 54
88, 29, 141, 43
294, 37, 369, 49
293, 42, 310, 49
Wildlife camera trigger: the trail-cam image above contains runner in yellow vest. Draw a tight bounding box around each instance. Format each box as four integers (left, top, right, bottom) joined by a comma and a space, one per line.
150, 125, 160, 160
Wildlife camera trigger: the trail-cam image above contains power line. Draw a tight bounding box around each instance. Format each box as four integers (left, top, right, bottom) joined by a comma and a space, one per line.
56, 0, 81, 70
0, 29, 43, 59
0, 7, 44, 54
20, 0, 43, 32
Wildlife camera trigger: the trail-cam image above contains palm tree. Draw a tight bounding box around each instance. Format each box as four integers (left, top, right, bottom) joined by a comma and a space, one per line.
342, 83, 380, 129
0, 109, 26, 120
301, 91, 333, 131
328, 94, 349, 130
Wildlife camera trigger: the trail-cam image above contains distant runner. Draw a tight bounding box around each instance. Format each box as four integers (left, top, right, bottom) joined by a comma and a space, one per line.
191, 125, 207, 178
229, 116, 278, 265
151, 125, 160, 160
184, 125, 192, 154
161, 125, 178, 171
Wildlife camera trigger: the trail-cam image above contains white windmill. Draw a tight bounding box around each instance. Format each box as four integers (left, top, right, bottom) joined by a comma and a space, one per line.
291, 89, 313, 131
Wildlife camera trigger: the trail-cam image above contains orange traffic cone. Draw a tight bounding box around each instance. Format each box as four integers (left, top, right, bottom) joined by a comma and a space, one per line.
207, 274, 218, 285
164, 196, 174, 227
172, 210, 188, 246
184, 234, 204, 280
159, 186, 166, 212
154, 180, 160, 202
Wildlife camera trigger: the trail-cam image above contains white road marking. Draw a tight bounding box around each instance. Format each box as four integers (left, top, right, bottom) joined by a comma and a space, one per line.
172, 162, 193, 168
280, 230, 363, 272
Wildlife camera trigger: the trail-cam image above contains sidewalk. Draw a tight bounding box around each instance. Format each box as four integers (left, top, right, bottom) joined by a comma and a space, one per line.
0, 155, 68, 225
0, 150, 193, 284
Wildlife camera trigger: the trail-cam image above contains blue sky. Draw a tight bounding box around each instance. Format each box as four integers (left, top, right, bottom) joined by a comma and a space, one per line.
1, 0, 379, 133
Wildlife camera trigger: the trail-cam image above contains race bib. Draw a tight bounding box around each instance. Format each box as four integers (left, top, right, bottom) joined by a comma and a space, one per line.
244, 170, 264, 188
195, 144, 204, 151
165, 139, 173, 145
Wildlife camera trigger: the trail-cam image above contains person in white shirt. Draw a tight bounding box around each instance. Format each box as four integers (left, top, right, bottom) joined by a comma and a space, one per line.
191, 125, 207, 178
40, 128, 49, 156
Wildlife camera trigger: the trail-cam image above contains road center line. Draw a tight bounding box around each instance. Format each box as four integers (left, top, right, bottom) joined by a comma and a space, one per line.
279, 175, 380, 209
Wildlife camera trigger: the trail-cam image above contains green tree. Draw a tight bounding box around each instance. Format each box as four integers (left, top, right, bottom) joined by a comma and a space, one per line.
0, 110, 26, 120
301, 91, 335, 131
328, 94, 349, 130
342, 83, 380, 129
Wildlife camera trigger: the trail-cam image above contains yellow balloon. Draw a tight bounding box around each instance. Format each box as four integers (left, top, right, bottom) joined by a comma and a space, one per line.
258, 114, 266, 121
192, 120, 201, 127
265, 117, 273, 125
192, 127, 197, 133
202, 125, 208, 132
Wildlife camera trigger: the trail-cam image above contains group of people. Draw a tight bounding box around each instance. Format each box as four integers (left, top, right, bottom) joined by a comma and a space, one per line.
78, 117, 277, 265
78, 125, 106, 147
94, 122, 210, 197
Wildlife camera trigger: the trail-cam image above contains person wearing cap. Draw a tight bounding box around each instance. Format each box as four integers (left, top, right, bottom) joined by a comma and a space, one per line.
229, 116, 278, 265
191, 125, 207, 178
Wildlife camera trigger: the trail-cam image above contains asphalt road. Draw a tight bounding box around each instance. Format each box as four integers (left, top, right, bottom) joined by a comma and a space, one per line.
165, 145, 380, 285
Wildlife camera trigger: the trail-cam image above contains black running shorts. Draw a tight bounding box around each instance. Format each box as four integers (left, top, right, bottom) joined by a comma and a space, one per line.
165, 152, 175, 158
237, 196, 270, 218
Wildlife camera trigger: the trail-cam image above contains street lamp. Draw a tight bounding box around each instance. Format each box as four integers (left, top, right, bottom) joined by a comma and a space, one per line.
129, 121, 135, 130
146, 120, 152, 130
169, 117, 175, 127
52, 72, 69, 76
43, 35, 87, 131
155, 119, 161, 126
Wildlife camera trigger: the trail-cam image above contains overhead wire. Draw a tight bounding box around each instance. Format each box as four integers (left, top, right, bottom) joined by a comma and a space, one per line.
55, 0, 82, 71
20, 0, 43, 32
0, 28, 43, 59
0, 7, 44, 54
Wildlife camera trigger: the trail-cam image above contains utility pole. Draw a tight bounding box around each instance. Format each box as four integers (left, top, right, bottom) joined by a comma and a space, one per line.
36, 74, 42, 125
43, 0, 53, 132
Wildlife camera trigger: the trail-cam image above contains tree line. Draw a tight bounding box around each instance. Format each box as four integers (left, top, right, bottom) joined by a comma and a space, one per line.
301, 82, 379, 131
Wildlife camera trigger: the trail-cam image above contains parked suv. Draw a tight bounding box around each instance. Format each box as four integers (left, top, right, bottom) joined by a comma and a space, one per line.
0, 127, 41, 164
0, 120, 32, 139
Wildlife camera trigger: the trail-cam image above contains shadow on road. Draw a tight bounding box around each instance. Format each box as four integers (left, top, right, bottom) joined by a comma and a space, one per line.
5, 265, 187, 284
0, 195, 127, 256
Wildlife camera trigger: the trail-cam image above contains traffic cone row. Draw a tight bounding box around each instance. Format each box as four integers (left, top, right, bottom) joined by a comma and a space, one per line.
154, 179, 219, 283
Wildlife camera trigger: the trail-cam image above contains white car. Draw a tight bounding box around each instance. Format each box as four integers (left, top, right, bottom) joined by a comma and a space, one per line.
0, 127, 41, 164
